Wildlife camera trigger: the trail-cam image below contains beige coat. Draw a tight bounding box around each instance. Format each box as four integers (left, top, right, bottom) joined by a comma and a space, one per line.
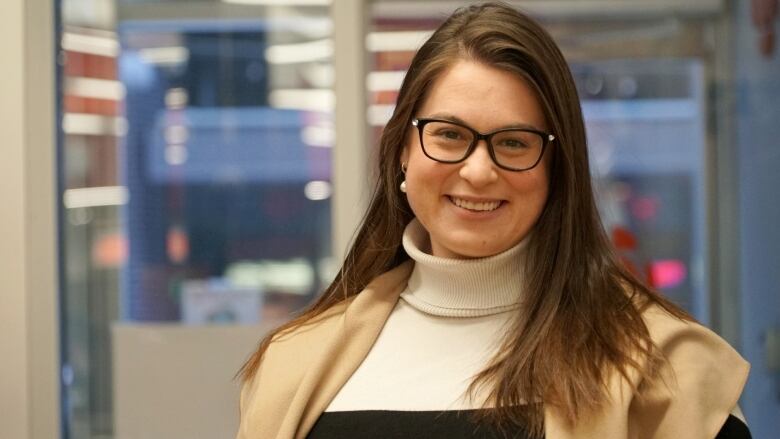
236, 261, 749, 439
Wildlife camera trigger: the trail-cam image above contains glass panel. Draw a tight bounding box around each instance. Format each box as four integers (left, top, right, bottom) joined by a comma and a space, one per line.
579, 58, 708, 318
59, 1, 333, 437
55, 1, 779, 438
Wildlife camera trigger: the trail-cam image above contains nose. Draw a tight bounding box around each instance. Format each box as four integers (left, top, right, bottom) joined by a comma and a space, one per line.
458, 140, 498, 187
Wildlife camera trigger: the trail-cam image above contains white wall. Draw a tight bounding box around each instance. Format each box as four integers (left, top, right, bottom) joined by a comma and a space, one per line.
0, 0, 59, 437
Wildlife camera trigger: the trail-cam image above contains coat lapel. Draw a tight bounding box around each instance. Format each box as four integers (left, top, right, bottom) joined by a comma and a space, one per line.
276, 261, 413, 439
241, 257, 749, 439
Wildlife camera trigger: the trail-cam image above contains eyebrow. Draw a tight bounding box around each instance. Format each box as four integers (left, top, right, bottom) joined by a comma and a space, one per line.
424, 112, 542, 132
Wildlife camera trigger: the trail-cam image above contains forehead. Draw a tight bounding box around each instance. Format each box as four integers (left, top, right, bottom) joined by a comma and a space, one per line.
418, 60, 547, 132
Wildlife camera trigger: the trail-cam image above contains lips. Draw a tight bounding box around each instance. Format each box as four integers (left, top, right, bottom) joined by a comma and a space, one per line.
449, 196, 503, 212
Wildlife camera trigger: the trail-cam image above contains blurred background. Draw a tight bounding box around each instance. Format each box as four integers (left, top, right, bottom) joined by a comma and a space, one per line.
2, 0, 778, 438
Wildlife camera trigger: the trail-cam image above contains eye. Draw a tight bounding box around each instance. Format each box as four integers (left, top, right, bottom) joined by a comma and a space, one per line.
423, 121, 471, 145
428, 125, 468, 141
497, 137, 529, 149
493, 130, 538, 150
440, 129, 463, 140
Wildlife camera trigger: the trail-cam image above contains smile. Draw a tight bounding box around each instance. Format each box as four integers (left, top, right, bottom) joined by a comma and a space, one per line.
448, 196, 503, 212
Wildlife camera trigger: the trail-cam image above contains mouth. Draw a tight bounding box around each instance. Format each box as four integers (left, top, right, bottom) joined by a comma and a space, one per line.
448, 196, 504, 212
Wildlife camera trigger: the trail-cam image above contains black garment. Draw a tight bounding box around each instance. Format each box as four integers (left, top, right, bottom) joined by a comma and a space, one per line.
308, 410, 532, 439
307, 410, 751, 439
718, 414, 752, 438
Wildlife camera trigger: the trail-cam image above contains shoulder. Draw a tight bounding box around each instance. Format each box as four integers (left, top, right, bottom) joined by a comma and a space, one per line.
236, 297, 354, 438
240, 299, 350, 400
259, 259, 414, 357
640, 304, 749, 387
629, 304, 750, 439
237, 300, 350, 436
267, 299, 349, 356
261, 259, 414, 360
237, 261, 414, 437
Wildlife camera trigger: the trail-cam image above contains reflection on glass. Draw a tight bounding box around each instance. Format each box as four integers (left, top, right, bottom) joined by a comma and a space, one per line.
59, 2, 333, 437
577, 58, 708, 320
119, 24, 333, 322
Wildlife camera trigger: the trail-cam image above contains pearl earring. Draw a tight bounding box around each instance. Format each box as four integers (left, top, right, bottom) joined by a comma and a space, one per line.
400, 162, 408, 193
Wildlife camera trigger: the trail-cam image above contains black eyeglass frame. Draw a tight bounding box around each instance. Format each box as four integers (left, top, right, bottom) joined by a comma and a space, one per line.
411, 117, 555, 172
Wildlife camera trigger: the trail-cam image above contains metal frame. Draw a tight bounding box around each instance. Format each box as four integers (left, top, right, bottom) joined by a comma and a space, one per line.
331, 0, 370, 260
373, 0, 724, 20
710, 1, 741, 347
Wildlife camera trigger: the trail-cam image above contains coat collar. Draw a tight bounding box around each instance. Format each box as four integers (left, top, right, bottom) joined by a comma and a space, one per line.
239, 258, 749, 439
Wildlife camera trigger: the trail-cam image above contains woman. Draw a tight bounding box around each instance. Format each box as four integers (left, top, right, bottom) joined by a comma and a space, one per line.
236, 3, 750, 438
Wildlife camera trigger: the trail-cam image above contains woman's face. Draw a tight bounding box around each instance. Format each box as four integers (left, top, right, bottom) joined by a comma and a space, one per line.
401, 60, 551, 259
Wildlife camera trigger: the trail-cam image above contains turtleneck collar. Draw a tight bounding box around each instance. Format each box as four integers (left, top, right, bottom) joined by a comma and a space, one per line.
400, 218, 527, 318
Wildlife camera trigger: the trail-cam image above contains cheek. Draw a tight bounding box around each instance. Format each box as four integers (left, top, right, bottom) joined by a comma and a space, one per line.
405, 165, 440, 205
507, 169, 550, 212
534, 172, 550, 205
406, 145, 436, 186
404, 162, 451, 219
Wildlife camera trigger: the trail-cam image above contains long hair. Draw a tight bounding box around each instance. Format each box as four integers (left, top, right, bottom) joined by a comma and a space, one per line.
239, 2, 689, 436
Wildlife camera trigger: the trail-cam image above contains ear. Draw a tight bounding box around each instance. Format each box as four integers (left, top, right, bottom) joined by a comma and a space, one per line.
400, 144, 410, 169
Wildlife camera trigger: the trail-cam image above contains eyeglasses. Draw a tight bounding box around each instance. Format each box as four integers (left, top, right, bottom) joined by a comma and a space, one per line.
411, 118, 555, 172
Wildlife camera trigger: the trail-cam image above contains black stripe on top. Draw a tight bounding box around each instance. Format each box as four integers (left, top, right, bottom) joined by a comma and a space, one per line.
307, 411, 751, 439
717, 415, 752, 439
308, 409, 533, 439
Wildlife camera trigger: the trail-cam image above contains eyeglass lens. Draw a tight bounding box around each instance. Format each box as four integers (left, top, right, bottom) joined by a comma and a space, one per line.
420, 121, 543, 169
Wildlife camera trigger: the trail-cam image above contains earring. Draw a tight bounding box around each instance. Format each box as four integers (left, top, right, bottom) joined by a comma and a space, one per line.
400, 162, 408, 193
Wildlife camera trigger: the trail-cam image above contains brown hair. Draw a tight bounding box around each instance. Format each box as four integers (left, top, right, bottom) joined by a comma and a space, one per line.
240, 2, 689, 436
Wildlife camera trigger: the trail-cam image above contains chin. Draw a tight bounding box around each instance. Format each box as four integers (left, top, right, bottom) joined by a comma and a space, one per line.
468, 246, 510, 259
441, 239, 512, 259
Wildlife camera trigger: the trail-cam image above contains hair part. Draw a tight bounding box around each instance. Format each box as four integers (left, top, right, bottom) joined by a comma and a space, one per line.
239, 3, 690, 437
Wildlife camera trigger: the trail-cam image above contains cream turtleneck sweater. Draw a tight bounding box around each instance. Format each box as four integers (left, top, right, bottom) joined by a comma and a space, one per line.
325, 219, 527, 412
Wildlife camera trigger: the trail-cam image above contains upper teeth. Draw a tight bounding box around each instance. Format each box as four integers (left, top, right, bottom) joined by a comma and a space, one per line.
451, 197, 501, 212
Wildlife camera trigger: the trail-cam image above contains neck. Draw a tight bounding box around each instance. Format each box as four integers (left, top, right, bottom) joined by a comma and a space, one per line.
400, 219, 527, 317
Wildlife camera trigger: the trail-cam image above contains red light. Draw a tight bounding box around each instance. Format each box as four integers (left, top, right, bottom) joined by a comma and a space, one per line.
649, 259, 687, 289
167, 225, 189, 264
630, 196, 660, 221
92, 233, 128, 268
